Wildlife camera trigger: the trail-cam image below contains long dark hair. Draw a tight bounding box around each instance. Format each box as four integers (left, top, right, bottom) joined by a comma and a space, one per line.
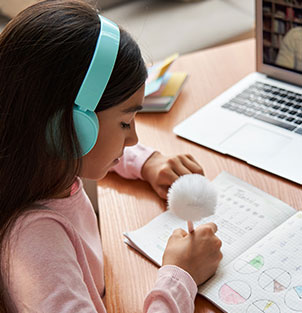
0, 1, 147, 311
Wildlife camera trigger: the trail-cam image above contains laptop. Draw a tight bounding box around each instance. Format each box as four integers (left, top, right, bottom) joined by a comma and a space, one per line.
174, 0, 302, 184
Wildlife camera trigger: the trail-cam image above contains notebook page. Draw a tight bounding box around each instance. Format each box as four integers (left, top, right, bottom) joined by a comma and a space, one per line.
124, 211, 187, 266
124, 172, 295, 267
200, 211, 302, 313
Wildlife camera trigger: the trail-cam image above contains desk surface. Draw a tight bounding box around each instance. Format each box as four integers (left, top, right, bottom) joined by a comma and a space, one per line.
98, 39, 301, 313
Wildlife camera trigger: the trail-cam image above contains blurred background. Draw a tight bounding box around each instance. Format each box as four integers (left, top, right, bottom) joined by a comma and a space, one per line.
0, 0, 255, 61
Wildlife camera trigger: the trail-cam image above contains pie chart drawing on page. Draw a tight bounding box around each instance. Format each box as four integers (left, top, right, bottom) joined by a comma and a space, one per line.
258, 268, 291, 293
219, 280, 251, 305
233, 254, 264, 274
246, 300, 280, 313
285, 286, 302, 311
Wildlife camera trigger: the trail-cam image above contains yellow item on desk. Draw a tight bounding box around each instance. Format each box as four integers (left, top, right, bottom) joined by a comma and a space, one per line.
156, 53, 179, 79
161, 72, 187, 97
143, 53, 187, 112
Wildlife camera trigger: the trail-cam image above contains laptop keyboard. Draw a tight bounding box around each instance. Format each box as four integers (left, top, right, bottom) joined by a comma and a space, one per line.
221, 82, 302, 135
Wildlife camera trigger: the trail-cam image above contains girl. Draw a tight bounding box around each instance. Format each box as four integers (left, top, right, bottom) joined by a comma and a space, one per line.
0, 1, 222, 312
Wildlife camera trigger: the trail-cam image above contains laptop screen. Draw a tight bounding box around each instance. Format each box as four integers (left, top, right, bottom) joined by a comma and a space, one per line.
262, 0, 302, 75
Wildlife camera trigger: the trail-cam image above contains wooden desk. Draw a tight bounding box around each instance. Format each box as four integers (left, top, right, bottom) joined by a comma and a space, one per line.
98, 39, 301, 313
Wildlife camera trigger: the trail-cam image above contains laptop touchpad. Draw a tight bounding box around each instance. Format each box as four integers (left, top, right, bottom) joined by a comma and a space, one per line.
219, 124, 292, 160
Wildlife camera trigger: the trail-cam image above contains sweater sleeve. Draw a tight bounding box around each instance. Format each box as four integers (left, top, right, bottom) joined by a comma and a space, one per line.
8, 216, 100, 313
143, 265, 198, 313
111, 143, 155, 180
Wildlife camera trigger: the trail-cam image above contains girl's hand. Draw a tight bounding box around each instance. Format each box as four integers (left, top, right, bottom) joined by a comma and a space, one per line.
141, 152, 204, 199
162, 223, 223, 285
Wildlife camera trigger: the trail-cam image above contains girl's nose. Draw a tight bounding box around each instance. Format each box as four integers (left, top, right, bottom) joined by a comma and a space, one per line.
124, 121, 138, 147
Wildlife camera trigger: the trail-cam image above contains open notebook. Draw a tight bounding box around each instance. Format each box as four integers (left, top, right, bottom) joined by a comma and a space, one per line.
124, 172, 301, 312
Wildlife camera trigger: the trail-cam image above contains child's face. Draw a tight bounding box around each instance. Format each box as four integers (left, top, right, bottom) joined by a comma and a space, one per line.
80, 84, 145, 180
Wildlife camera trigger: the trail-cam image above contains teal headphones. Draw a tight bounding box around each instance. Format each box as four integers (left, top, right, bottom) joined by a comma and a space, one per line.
73, 15, 120, 156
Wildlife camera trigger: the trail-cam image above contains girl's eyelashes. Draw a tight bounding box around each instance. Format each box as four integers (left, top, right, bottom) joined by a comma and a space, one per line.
120, 122, 131, 129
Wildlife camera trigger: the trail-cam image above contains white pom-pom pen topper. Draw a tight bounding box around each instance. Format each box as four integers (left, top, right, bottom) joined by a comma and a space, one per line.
167, 174, 218, 233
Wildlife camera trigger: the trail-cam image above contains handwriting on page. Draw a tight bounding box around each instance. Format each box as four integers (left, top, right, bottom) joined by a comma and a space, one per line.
197, 184, 284, 266
124, 172, 295, 269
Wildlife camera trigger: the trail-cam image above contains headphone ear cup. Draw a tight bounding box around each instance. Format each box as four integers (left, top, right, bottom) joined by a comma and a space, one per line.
73, 106, 99, 156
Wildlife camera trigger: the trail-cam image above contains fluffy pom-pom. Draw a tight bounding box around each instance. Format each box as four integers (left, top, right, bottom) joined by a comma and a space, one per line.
167, 174, 217, 221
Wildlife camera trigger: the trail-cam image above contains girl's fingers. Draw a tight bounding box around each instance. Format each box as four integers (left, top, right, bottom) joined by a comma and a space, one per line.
169, 155, 204, 177
155, 185, 169, 199
151, 154, 205, 199
178, 155, 204, 175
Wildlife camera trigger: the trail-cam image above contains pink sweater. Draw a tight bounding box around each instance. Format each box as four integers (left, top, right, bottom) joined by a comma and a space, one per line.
8, 144, 197, 313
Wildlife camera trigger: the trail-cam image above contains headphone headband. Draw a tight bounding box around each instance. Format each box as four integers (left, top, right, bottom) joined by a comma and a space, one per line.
74, 15, 120, 112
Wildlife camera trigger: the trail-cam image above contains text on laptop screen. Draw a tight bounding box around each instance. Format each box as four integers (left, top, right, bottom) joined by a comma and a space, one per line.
263, 0, 302, 74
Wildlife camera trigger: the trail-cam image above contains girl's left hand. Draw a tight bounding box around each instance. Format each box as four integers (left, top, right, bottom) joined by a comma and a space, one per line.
141, 152, 204, 199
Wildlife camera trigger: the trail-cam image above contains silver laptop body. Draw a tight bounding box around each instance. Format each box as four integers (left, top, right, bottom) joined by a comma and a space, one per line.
174, 0, 302, 184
